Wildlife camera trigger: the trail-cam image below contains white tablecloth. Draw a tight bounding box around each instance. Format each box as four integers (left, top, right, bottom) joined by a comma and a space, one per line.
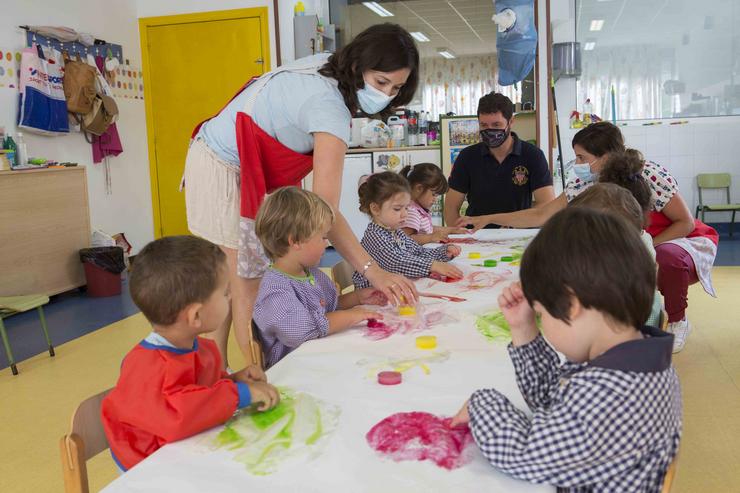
102, 229, 552, 493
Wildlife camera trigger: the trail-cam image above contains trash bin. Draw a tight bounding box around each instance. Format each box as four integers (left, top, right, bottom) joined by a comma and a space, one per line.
79, 246, 126, 297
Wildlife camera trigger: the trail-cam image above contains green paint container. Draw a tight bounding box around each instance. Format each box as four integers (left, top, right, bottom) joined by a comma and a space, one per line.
483, 259, 498, 267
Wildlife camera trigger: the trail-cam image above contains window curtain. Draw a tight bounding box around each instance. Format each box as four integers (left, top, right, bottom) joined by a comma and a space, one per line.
420, 55, 521, 120
578, 45, 668, 120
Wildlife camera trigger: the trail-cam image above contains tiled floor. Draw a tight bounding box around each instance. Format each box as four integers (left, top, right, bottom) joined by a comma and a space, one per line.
2, 231, 738, 371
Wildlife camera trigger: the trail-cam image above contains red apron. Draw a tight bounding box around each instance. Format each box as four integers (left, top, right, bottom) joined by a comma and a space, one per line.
191, 79, 314, 220
647, 211, 719, 246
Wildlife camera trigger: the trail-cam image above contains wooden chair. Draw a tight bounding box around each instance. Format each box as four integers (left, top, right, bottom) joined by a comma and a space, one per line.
0, 294, 55, 375
660, 309, 669, 331
250, 321, 265, 369
695, 173, 740, 236
60, 388, 113, 493
661, 454, 678, 493
331, 260, 355, 293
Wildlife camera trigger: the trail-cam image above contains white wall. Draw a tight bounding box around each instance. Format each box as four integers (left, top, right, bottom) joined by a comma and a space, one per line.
0, 0, 153, 253
545, 0, 740, 221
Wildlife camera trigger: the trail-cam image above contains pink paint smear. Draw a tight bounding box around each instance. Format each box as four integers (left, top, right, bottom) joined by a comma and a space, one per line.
364, 307, 452, 341
366, 412, 474, 470
425, 270, 512, 293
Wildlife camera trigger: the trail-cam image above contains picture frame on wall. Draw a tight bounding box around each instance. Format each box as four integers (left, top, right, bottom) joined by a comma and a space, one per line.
439, 114, 480, 177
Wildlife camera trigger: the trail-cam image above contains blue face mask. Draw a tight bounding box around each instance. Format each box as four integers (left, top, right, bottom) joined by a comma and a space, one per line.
357, 80, 394, 115
572, 162, 597, 182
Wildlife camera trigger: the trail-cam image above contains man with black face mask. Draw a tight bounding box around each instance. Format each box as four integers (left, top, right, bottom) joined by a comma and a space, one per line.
444, 92, 555, 229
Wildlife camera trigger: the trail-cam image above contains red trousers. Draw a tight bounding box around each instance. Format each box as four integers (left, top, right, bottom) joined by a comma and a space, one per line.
655, 243, 699, 323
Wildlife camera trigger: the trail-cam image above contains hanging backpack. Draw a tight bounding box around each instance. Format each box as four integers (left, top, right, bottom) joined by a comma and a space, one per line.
62, 52, 97, 114
81, 93, 118, 138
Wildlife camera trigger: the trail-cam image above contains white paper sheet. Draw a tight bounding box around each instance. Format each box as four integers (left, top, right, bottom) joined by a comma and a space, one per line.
102, 230, 552, 493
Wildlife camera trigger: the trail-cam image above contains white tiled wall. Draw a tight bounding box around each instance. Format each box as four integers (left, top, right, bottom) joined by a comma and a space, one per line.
561, 117, 740, 223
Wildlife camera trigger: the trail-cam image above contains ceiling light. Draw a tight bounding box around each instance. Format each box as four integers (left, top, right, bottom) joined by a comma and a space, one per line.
410, 31, 430, 42
583, 41, 596, 51
362, 2, 394, 17
590, 19, 604, 31
438, 49, 456, 59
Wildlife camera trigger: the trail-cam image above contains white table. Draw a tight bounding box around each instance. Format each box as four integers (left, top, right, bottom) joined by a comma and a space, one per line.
103, 229, 552, 493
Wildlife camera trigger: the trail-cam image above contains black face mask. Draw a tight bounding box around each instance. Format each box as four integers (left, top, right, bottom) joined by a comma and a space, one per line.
480, 126, 510, 148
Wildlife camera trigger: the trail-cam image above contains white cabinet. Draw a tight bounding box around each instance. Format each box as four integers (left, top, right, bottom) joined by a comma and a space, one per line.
340, 153, 372, 239
371, 148, 441, 172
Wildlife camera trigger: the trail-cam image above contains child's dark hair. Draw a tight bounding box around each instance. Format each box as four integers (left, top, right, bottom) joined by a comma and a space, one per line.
400, 163, 449, 195
520, 207, 655, 328
130, 236, 226, 326
598, 149, 654, 225
358, 171, 410, 214
571, 121, 625, 157
569, 183, 645, 231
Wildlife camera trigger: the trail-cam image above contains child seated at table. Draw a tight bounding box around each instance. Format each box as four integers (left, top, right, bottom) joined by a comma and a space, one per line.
399, 163, 466, 244
569, 180, 662, 326
452, 207, 681, 492
352, 171, 463, 289
102, 236, 280, 472
253, 187, 386, 368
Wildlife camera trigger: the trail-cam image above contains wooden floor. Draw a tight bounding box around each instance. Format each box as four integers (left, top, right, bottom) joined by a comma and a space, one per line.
2, 267, 739, 492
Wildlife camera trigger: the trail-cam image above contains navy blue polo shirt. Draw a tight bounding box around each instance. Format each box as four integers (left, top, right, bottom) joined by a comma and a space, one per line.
448, 133, 551, 224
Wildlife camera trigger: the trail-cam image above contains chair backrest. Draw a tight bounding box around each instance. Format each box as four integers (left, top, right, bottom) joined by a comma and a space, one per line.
697, 173, 731, 190
661, 454, 678, 493
60, 388, 112, 493
331, 260, 355, 292
250, 320, 265, 369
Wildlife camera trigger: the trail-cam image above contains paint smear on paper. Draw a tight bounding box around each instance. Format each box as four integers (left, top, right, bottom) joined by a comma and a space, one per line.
475, 310, 512, 343
357, 350, 451, 378
366, 412, 474, 470
212, 388, 339, 475
363, 304, 457, 341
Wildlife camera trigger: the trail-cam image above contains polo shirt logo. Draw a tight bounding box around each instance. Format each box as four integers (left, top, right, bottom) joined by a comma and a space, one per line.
512, 165, 529, 186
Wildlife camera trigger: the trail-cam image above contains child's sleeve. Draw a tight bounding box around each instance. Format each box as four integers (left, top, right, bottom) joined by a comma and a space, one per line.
507, 335, 566, 411
466, 379, 642, 487
254, 288, 329, 349
364, 229, 435, 279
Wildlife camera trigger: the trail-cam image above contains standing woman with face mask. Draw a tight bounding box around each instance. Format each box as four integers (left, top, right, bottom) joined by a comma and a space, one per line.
182, 24, 420, 370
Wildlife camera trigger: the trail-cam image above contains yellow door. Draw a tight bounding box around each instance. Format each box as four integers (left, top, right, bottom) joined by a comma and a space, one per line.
140, 8, 270, 237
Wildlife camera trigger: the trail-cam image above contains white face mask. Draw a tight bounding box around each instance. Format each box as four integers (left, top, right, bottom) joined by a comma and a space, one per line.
357, 79, 394, 114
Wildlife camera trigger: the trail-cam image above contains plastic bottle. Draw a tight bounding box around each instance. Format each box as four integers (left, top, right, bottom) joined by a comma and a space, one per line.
4, 133, 17, 167
15, 132, 28, 167
583, 99, 593, 125
418, 111, 428, 146
294, 1, 305, 16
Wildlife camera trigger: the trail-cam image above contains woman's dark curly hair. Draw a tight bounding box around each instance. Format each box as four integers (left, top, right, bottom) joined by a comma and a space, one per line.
319, 23, 419, 119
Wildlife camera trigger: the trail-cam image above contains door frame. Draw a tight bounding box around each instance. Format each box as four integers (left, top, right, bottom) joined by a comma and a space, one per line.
139, 7, 271, 238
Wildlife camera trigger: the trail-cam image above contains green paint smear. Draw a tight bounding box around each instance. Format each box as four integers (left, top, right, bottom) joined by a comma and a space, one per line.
213, 388, 339, 475
476, 311, 512, 343
476, 311, 541, 343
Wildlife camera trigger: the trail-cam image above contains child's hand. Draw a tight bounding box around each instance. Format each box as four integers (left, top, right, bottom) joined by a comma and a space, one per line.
450, 399, 470, 428
230, 364, 267, 384
446, 245, 461, 258
443, 226, 470, 236
356, 288, 389, 306
247, 381, 280, 412
430, 229, 450, 243
348, 306, 383, 325
498, 282, 539, 345
431, 261, 463, 280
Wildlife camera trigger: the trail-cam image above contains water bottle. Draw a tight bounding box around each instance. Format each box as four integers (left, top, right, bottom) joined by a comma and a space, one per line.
15, 132, 28, 167
418, 111, 428, 146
